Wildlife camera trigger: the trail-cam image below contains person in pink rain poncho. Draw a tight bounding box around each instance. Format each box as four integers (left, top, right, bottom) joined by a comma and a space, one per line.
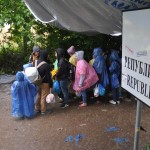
73, 51, 98, 107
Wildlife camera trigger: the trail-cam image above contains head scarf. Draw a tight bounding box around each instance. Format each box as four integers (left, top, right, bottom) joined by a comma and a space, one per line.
67, 46, 76, 55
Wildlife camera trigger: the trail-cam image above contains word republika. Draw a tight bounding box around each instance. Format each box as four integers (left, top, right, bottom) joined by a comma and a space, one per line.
124, 56, 150, 99
124, 56, 150, 77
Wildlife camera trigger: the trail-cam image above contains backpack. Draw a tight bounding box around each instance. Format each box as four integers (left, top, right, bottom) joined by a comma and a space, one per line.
65, 59, 76, 81
24, 60, 46, 86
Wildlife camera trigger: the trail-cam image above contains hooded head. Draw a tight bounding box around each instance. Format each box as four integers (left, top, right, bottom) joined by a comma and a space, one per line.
33, 46, 40, 53
75, 51, 84, 60
39, 49, 49, 62
110, 49, 120, 61
16, 72, 24, 81
55, 48, 65, 60
67, 46, 76, 55
93, 47, 103, 58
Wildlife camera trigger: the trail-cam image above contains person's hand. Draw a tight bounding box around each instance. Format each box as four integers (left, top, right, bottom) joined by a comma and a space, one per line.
76, 86, 81, 92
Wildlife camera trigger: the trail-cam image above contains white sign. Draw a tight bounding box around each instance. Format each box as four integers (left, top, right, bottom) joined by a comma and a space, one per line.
122, 8, 150, 106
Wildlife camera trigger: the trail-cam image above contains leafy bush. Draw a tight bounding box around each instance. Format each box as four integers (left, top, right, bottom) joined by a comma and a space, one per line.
0, 48, 25, 74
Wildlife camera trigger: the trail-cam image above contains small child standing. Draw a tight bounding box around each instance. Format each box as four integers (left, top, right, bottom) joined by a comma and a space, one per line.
11, 72, 37, 119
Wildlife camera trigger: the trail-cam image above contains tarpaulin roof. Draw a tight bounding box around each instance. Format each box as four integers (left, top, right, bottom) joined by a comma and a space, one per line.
23, 0, 150, 35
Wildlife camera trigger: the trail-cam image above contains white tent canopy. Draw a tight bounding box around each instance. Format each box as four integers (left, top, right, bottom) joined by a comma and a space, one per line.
23, 0, 150, 35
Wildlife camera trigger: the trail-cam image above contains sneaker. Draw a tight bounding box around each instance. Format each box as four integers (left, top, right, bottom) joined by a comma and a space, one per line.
41, 109, 52, 115
109, 100, 117, 105
79, 103, 87, 107
117, 101, 120, 104
58, 97, 63, 102
41, 112, 46, 115
14, 116, 24, 120
60, 103, 69, 108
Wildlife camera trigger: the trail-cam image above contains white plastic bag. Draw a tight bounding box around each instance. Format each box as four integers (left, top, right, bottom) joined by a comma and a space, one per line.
94, 84, 99, 97
46, 93, 56, 103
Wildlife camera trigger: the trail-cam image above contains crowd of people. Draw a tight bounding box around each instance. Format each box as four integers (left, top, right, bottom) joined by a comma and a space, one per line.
11, 45, 129, 120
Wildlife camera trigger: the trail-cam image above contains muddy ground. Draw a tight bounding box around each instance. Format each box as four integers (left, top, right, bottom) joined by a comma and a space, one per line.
0, 83, 150, 150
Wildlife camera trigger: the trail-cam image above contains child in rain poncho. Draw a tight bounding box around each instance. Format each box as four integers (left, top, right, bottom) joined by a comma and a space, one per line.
11, 71, 37, 119
73, 51, 98, 107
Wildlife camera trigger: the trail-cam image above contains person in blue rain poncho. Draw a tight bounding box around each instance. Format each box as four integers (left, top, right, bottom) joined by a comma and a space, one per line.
11, 71, 37, 119
93, 47, 109, 103
109, 50, 121, 105
93, 47, 109, 87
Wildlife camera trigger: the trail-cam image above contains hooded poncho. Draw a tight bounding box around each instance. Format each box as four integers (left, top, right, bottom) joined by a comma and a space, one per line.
11, 72, 37, 118
93, 47, 109, 87
73, 51, 98, 91
109, 50, 121, 89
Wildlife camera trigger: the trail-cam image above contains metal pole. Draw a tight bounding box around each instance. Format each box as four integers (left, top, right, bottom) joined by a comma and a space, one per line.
134, 99, 142, 150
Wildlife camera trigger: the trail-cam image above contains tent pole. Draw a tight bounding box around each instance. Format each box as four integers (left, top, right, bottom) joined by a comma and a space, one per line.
134, 99, 142, 150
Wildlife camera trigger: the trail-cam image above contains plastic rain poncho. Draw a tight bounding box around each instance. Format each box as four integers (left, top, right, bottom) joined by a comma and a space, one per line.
11, 72, 37, 118
93, 47, 109, 87
109, 50, 121, 89
73, 51, 98, 91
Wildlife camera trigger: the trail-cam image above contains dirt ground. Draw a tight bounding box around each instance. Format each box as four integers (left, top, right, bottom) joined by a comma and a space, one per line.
0, 83, 150, 150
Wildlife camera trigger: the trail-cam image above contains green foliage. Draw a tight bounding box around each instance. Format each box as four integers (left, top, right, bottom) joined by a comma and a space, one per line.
146, 144, 150, 150
0, 48, 24, 74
